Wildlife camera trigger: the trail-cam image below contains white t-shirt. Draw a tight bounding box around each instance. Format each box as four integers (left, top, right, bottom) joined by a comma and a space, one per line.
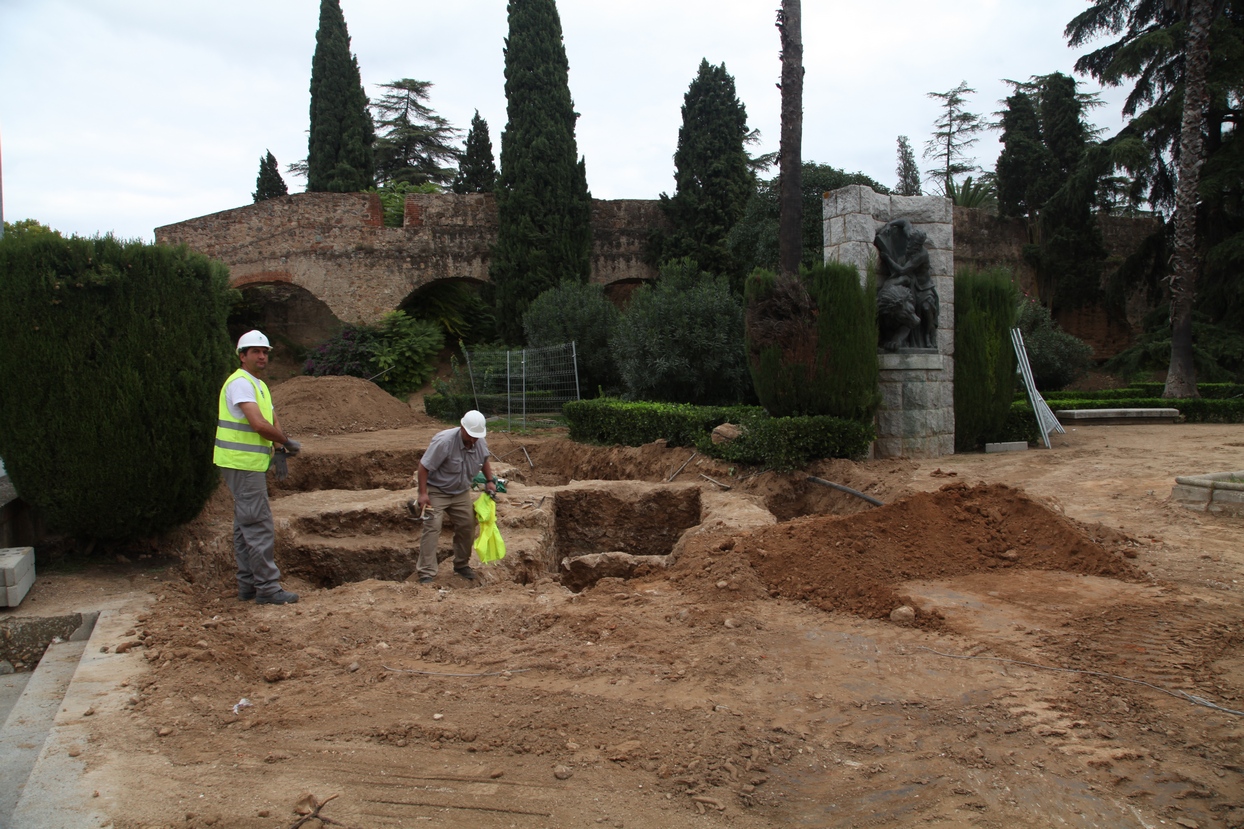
224, 372, 263, 421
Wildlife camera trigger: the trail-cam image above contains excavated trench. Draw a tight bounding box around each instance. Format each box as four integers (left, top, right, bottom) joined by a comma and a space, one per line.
261, 442, 799, 593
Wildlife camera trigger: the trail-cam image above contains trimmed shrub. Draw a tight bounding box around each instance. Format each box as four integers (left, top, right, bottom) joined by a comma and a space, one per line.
562, 397, 874, 469
0, 233, 234, 540
745, 262, 880, 420
522, 281, 620, 395
1017, 296, 1092, 390
954, 268, 1019, 451
610, 259, 752, 406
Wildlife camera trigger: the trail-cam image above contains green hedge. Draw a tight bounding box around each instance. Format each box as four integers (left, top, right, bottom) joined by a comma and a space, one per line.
954, 268, 1019, 451
563, 398, 759, 447
1040, 396, 1244, 423
563, 397, 874, 469
424, 392, 554, 422
1125, 382, 1244, 399
1004, 402, 1042, 445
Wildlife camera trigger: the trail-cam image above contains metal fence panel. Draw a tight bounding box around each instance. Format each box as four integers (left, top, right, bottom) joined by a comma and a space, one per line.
462, 342, 580, 428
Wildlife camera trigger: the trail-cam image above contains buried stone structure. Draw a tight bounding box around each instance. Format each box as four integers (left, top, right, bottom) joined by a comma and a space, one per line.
824, 186, 955, 459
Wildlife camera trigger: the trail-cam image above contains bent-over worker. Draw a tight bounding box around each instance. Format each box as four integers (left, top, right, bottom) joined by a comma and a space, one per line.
414, 410, 497, 583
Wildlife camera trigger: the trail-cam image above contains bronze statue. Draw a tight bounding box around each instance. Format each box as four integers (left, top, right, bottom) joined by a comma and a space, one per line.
874, 218, 938, 351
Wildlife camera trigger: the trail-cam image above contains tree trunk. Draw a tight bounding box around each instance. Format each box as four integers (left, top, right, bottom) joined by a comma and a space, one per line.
777, 0, 803, 278
1164, 0, 1213, 399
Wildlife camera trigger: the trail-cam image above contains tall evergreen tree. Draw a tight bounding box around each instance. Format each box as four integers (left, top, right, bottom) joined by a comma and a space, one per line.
776, 0, 803, 278
995, 91, 1050, 220
491, 0, 593, 345
658, 59, 753, 280
895, 136, 922, 196
253, 150, 288, 202
307, 0, 374, 193
452, 110, 498, 194
923, 81, 984, 196
372, 79, 462, 188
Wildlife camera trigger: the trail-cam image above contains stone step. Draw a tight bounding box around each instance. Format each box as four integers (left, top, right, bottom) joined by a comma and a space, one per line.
1054, 408, 1181, 425
0, 611, 97, 828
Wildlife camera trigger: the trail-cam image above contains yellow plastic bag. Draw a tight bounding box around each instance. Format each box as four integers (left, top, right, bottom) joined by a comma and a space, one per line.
473, 494, 506, 564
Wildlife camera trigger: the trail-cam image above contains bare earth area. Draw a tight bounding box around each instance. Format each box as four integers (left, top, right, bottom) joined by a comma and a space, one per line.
9, 379, 1244, 829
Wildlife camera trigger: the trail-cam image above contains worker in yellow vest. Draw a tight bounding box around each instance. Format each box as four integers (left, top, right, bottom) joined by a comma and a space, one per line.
214, 330, 301, 604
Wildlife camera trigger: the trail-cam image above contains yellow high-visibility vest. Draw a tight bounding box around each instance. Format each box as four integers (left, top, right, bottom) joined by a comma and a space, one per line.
213, 369, 274, 472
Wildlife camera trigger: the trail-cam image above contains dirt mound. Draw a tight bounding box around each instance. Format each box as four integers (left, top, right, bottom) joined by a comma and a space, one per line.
739, 482, 1141, 623
272, 375, 420, 436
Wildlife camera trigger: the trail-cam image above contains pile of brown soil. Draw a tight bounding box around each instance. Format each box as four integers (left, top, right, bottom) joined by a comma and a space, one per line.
739, 482, 1140, 623
271, 375, 419, 436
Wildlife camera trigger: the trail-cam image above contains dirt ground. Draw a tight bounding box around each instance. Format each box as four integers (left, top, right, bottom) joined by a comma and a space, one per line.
9, 380, 1244, 829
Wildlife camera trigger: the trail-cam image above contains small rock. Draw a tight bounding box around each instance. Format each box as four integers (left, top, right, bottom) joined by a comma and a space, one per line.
890, 606, 916, 624
83, 707, 96, 717
711, 423, 744, 445
553, 764, 574, 780
490, 769, 504, 779
433, 713, 444, 721
999, 549, 1019, 561
157, 726, 173, 737
724, 619, 737, 629
114, 641, 139, 654
99, 646, 110, 654
715, 580, 729, 590
1175, 819, 1200, 829
0, 660, 13, 676
263, 668, 285, 683
67, 745, 82, 757
257, 809, 270, 818
347, 662, 360, 673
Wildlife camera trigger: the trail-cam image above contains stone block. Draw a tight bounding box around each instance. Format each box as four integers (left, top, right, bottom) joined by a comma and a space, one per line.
903, 382, 932, 409
878, 352, 943, 371
874, 437, 903, 459
0, 546, 35, 607
825, 186, 863, 218
844, 212, 879, 244
828, 241, 874, 273
877, 410, 903, 437
986, 441, 1029, 453
826, 216, 847, 246
880, 382, 903, 410
923, 222, 953, 251
868, 191, 893, 222
928, 248, 955, 277
890, 195, 953, 224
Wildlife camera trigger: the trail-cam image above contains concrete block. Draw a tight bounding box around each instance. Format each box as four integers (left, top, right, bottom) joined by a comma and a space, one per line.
889, 195, 953, 224
986, 441, 1030, 453
826, 215, 847, 246
844, 212, 879, 244
0, 548, 33, 588
868, 190, 892, 222
1054, 408, 1181, 424
3, 566, 34, 608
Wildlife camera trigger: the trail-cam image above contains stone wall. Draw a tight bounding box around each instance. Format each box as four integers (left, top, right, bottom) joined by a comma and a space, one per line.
824, 185, 955, 459
156, 192, 666, 326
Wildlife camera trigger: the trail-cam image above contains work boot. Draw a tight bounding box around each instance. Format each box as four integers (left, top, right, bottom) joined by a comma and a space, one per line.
256, 589, 299, 605
238, 589, 256, 601
454, 566, 477, 581
418, 576, 436, 584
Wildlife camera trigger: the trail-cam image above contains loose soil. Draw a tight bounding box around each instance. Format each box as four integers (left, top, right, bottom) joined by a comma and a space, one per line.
7, 378, 1244, 829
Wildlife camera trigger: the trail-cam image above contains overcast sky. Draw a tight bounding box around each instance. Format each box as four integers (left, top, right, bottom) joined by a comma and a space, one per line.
0, 0, 1126, 242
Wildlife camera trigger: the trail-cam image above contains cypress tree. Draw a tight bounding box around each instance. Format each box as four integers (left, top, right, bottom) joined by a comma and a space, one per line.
307, 0, 374, 193
659, 59, 753, 280
894, 136, 922, 196
491, 0, 593, 345
253, 150, 289, 202
452, 110, 498, 194
0, 233, 235, 540
953, 268, 1019, 452
372, 79, 462, 188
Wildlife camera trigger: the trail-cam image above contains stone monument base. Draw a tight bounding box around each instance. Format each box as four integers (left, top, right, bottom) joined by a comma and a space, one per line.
874, 351, 954, 459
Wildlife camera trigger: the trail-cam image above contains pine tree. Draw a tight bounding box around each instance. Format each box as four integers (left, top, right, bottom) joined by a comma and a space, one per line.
307, 0, 374, 193
923, 81, 983, 196
491, 0, 593, 344
995, 92, 1049, 219
658, 59, 753, 281
253, 150, 289, 202
894, 136, 922, 196
372, 79, 462, 188
452, 110, 498, 194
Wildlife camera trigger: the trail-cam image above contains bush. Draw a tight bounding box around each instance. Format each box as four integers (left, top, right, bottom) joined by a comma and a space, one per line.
1016, 295, 1093, 390
305, 311, 443, 397
745, 262, 879, 420
954, 268, 1019, 451
1104, 307, 1244, 384
562, 398, 874, 469
523, 281, 620, 395
610, 258, 752, 405
0, 233, 234, 540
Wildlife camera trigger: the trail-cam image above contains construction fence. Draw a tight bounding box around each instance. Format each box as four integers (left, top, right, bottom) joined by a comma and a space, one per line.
460, 342, 581, 430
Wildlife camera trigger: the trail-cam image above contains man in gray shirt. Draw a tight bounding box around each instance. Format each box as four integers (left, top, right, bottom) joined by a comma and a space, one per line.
414, 410, 497, 583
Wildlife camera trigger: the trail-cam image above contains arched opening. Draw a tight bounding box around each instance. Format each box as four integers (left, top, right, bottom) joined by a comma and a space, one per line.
228, 281, 342, 384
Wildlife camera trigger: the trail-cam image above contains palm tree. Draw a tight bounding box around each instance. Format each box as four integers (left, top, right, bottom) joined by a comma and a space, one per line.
777, 0, 804, 278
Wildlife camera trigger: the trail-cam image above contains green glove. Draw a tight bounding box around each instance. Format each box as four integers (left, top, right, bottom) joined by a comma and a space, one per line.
471, 472, 507, 493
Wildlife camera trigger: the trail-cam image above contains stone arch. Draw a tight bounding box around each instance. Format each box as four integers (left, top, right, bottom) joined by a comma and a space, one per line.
228, 274, 343, 380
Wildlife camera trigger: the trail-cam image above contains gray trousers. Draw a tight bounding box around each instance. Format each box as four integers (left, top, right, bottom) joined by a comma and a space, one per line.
418, 486, 476, 579
222, 467, 282, 597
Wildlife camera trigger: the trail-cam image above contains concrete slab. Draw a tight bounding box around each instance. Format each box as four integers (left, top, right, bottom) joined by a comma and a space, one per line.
1172, 470, 1244, 516
985, 441, 1029, 453
0, 547, 34, 587
3, 565, 36, 608
1054, 408, 1181, 424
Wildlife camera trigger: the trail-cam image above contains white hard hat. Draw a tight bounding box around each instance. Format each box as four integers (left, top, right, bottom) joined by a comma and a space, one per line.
460, 409, 487, 438
237, 330, 271, 351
